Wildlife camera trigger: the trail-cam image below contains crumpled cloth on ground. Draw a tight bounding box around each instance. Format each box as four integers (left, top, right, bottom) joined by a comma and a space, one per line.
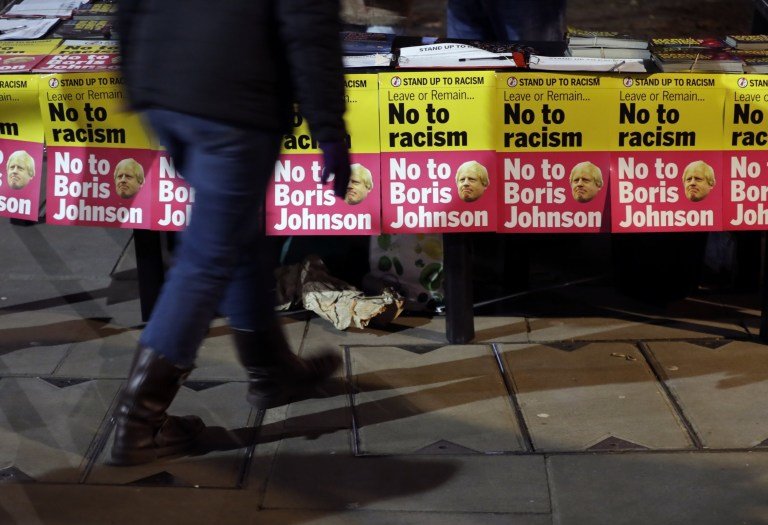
275, 255, 404, 330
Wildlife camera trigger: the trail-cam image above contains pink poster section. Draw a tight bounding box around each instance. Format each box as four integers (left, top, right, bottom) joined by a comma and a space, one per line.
0, 140, 43, 221
46, 146, 155, 229
381, 150, 497, 234
610, 150, 723, 232
498, 151, 611, 233
266, 152, 381, 235
151, 152, 192, 231
723, 151, 768, 230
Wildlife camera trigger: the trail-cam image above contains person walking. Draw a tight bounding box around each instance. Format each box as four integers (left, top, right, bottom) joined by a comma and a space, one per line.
446, 0, 567, 41
112, 0, 351, 466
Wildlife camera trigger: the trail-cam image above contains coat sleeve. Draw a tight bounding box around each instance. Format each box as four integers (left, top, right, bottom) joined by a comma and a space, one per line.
275, 0, 348, 143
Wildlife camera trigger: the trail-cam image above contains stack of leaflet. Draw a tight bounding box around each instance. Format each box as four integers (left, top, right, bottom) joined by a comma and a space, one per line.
566, 27, 650, 60
529, 54, 645, 72
3, 0, 81, 17
396, 42, 527, 69
0, 16, 58, 39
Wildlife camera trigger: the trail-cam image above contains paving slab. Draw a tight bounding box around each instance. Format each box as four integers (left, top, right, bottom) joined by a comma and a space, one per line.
526, 315, 747, 342
0, 310, 99, 375
349, 344, 526, 454
89, 382, 257, 488
53, 327, 140, 378
0, 222, 130, 280
646, 340, 768, 449
252, 510, 552, 525
465, 316, 529, 343
304, 316, 451, 348
501, 342, 694, 451
0, 378, 120, 483
548, 452, 768, 525
265, 430, 550, 513
0, 484, 248, 525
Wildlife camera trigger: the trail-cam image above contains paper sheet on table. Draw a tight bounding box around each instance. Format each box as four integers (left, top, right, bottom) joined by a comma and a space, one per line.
529, 54, 646, 72
0, 18, 60, 40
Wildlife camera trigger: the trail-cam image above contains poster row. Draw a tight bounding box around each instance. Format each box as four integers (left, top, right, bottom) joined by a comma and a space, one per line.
3, 70, 768, 234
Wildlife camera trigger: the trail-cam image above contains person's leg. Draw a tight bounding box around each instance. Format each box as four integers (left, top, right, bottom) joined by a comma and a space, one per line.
217, 165, 342, 410
488, 0, 567, 41
446, 0, 494, 40
139, 108, 281, 366
112, 108, 279, 465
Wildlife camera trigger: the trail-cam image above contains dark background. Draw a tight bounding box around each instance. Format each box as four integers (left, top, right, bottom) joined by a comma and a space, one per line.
357, 0, 755, 38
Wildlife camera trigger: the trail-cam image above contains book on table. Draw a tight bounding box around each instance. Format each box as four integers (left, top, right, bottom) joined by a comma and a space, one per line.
651, 49, 743, 72
741, 56, 768, 74
566, 27, 648, 49
724, 34, 768, 50
52, 18, 113, 40
341, 31, 396, 55
72, 0, 117, 20
343, 53, 393, 68
650, 36, 727, 51
566, 47, 651, 60
731, 49, 768, 73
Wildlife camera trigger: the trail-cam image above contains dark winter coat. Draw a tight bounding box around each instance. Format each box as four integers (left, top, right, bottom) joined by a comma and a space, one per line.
116, 0, 347, 142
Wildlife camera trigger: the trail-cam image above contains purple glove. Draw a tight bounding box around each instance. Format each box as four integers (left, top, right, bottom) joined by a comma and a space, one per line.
320, 140, 351, 199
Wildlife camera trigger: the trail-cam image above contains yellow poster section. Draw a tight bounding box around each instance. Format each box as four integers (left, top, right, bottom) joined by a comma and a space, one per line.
0, 39, 60, 57
0, 75, 42, 142
378, 70, 495, 152
0, 39, 60, 73
281, 74, 379, 154
51, 40, 118, 54
495, 72, 613, 152
38, 72, 152, 149
602, 74, 725, 151
722, 75, 768, 150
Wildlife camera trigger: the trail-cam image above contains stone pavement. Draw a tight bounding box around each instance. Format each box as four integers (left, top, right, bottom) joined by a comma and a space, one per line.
1, 219, 768, 524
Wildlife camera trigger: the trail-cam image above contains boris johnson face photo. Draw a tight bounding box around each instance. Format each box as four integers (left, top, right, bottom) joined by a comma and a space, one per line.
455, 160, 489, 203
114, 158, 145, 199
569, 161, 603, 203
683, 160, 715, 202
345, 164, 373, 205
6, 150, 35, 190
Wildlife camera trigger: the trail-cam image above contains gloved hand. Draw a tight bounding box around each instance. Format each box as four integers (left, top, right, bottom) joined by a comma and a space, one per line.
319, 140, 351, 199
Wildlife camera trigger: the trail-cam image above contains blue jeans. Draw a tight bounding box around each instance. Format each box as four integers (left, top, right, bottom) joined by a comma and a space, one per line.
140, 109, 281, 367
446, 0, 566, 41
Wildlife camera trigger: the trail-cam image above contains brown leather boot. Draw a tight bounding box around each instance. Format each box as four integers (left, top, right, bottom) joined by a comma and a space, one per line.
110, 346, 205, 466
232, 324, 342, 410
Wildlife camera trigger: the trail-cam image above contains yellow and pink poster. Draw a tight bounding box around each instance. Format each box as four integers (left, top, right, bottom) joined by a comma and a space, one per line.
379, 70, 496, 233
722, 74, 768, 230
608, 74, 725, 232
0, 75, 44, 221
266, 74, 380, 235
0, 39, 60, 74
496, 72, 611, 233
33, 40, 121, 73
40, 72, 156, 229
